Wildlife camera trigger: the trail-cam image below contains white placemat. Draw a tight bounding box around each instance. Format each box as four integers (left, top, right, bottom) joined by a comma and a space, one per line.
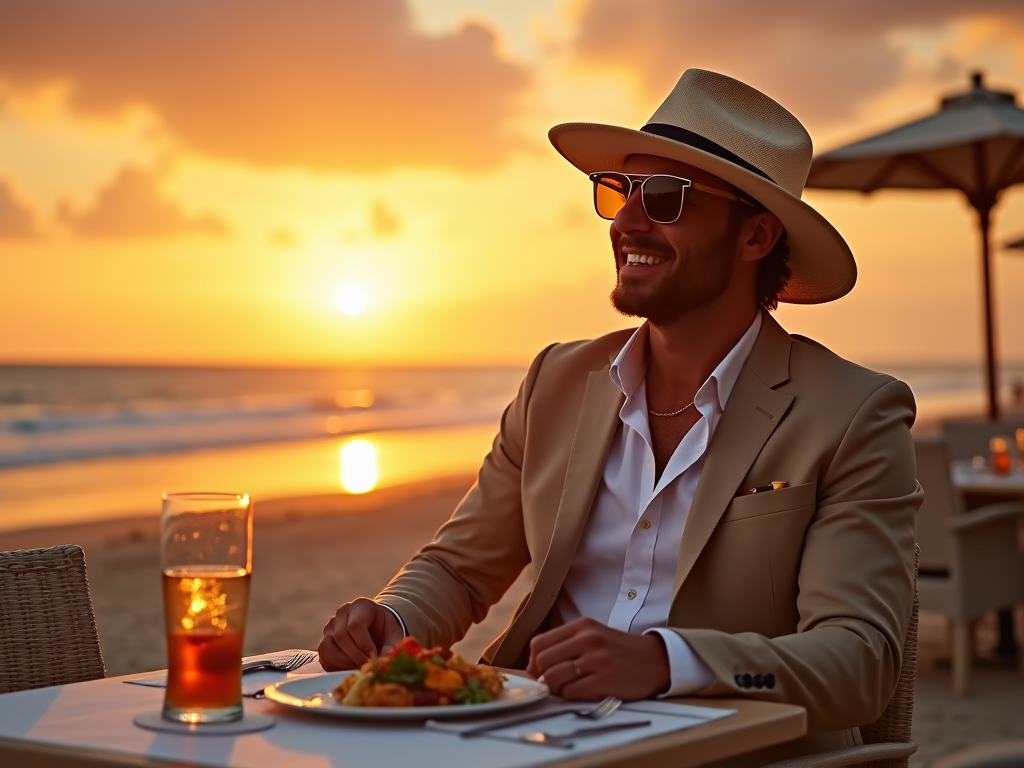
0, 670, 735, 768
427, 698, 735, 747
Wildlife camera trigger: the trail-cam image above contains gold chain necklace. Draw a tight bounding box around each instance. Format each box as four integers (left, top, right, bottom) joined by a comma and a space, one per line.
648, 401, 695, 417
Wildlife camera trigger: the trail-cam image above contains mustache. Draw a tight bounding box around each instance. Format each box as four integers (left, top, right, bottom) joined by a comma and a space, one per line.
615, 236, 674, 261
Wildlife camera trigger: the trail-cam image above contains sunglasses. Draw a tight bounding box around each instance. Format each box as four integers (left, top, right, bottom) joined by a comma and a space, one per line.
589, 171, 755, 224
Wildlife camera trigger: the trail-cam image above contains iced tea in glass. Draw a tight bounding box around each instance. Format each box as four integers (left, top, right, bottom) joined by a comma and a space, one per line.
161, 492, 252, 723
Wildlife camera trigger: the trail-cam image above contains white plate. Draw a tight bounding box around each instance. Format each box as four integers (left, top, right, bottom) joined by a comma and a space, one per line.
263, 671, 549, 721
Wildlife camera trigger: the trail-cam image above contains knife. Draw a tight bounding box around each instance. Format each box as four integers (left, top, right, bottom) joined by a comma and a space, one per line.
459, 706, 580, 737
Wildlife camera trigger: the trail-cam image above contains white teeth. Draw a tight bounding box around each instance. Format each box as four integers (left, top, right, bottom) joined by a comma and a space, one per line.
625, 252, 666, 265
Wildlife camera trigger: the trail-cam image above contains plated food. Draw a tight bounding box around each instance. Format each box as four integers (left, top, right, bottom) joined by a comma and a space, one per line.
332, 637, 505, 708
263, 671, 547, 721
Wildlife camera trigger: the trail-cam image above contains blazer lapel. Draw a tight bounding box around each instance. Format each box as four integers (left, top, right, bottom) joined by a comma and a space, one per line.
491, 368, 624, 666
671, 314, 795, 599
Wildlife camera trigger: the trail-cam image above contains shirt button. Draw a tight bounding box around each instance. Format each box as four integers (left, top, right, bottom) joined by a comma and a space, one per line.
641, 520, 651, 529
626, 589, 637, 600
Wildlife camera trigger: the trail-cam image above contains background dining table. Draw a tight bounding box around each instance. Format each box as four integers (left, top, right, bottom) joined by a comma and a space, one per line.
0, 651, 807, 768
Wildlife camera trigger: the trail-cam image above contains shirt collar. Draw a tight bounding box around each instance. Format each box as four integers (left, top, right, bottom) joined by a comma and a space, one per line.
609, 310, 763, 412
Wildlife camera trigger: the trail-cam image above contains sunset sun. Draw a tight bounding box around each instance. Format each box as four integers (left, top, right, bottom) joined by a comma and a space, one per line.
333, 284, 370, 316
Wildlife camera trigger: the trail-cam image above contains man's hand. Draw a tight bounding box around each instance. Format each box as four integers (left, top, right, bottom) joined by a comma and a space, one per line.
526, 618, 670, 701
318, 598, 405, 671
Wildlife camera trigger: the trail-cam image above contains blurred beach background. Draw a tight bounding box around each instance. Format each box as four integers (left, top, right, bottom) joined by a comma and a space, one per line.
1, 2, 1024, 763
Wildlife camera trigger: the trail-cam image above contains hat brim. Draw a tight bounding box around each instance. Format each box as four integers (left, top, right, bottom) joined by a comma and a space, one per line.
549, 122, 856, 305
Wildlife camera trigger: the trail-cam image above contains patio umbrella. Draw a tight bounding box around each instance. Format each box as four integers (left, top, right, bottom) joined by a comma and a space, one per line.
807, 72, 1024, 420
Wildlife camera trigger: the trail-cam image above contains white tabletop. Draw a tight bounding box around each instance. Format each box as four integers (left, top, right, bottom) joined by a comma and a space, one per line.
0, 652, 807, 768
951, 461, 1024, 494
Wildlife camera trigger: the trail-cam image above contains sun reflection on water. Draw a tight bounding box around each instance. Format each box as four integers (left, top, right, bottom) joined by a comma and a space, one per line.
339, 439, 378, 494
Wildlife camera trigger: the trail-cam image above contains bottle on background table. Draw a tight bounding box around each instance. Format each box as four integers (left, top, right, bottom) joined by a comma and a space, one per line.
989, 436, 1011, 476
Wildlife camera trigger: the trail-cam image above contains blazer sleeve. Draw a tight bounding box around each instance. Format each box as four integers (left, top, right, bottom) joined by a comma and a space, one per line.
374, 345, 554, 649
673, 378, 922, 734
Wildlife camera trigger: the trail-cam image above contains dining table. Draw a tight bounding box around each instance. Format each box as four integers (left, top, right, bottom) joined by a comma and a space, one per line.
0, 650, 807, 768
950, 460, 1024, 496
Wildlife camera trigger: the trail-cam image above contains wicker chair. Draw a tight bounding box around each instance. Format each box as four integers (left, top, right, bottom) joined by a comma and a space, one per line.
0, 544, 106, 693
763, 546, 920, 768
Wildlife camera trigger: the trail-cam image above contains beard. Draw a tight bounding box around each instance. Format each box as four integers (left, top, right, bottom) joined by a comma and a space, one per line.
610, 226, 737, 326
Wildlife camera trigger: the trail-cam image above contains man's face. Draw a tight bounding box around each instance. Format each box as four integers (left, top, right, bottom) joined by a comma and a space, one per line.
609, 154, 743, 325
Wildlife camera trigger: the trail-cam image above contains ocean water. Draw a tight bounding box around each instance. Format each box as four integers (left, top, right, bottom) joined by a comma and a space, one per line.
2, 361, 1022, 468
1, 361, 1022, 531
0, 365, 525, 468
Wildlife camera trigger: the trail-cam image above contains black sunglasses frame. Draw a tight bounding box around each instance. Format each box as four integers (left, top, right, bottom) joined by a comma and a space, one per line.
589, 171, 755, 224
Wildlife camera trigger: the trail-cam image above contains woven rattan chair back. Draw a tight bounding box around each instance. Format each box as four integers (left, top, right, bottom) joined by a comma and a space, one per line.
0, 544, 105, 693
857, 544, 920, 768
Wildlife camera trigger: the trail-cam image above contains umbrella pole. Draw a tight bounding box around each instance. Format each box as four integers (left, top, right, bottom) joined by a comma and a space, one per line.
977, 202, 999, 422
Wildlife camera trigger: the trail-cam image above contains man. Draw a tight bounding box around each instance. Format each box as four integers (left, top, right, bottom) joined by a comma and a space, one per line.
319, 69, 920, 762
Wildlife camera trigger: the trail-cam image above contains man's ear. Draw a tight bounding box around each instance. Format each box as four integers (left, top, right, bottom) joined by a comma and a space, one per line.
739, 211, 784, 262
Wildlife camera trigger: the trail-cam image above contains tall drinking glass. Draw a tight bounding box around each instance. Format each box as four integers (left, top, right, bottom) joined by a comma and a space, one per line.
161, 492, 252, 723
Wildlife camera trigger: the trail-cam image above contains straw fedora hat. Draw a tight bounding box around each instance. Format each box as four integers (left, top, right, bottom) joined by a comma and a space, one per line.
549, 68, 856, 304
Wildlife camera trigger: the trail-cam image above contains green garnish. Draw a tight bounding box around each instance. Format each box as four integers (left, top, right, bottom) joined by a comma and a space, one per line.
378, 651, 427, 686
454, 678, 492, 704
431, 655, 445, 665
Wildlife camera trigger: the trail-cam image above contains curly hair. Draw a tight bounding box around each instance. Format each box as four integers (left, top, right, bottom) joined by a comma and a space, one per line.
756, 229, 791, 311
730, 203, 791, 311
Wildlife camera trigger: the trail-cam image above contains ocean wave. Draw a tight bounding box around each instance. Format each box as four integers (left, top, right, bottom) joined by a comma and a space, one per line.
0, 401, 507, 468
0, 392, 341, 434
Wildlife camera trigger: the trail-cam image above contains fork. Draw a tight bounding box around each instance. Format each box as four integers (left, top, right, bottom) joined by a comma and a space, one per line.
241, 652, 317, 674
519, 719, 652, 748
460, 696, 622, 738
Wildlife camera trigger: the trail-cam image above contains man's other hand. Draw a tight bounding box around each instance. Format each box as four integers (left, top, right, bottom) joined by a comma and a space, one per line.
318, 598, 404, 670
526, 618, 670, 700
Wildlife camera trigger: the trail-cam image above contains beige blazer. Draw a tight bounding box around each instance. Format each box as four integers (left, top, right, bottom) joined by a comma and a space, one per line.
378, 313, 921, 760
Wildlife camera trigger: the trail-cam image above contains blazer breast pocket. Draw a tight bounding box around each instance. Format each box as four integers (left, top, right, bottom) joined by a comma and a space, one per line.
720, 480, 816, 523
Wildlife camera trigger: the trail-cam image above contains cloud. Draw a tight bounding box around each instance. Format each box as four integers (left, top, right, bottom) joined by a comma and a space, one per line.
0, 0, 530, 172
0, 179, 40, 239
269, 228, 299, 248
60, 167, 229, 239
567, 0, 1024, 127
370, 201, 401, 237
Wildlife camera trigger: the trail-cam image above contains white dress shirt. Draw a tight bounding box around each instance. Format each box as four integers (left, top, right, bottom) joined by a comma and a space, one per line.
553, 310, 763, 695
384, 311, 763, 696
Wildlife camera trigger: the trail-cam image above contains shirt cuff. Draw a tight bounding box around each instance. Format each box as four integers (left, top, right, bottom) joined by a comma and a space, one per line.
378, 603, 409, 637
645, 628, 715, 697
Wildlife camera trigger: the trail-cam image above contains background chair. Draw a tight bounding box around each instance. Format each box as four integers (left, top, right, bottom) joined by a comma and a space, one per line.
0, 544, 106, 693
941, 419, 1024, 464
915, 435, 1024, 696
762, 547, 920, 768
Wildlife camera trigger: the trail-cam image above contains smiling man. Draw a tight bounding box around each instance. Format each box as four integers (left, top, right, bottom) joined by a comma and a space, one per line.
320, 69, 921, 765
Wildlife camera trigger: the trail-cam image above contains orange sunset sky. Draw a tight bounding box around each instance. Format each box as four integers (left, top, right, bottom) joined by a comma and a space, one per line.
1, 0, 1023, 367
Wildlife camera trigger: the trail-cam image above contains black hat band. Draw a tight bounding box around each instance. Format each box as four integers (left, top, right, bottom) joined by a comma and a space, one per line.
640, 123, 775, 184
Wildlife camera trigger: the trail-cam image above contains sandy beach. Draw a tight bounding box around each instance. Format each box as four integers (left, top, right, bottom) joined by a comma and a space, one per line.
0, 474, 532, 676
2, 475, 1022, 766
